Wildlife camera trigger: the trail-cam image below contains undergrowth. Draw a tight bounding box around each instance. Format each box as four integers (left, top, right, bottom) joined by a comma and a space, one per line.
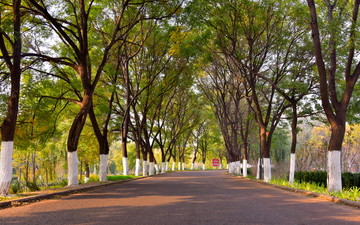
270, 179, 360, 202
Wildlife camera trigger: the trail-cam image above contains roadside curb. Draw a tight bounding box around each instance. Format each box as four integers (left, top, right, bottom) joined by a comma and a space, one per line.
0, 176, 150, 210
233, 174, 360, 209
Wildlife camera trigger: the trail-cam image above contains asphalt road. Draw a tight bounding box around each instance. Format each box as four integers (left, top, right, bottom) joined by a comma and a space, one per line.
0, 170, 359, 225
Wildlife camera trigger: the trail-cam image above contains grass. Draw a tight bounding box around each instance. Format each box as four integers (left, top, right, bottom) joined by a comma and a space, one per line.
106, 175, 139, 181
269, 179, 360, 202
0, 175, 139, 202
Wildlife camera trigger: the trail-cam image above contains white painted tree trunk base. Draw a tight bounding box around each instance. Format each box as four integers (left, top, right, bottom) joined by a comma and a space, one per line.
172, 162, 175, 171
166, 162, 169, 171
135, 159, 141, 176
264, 158, 271, 182
122, 157, 129, 176
68, 151, 79, 186
142, 161, 148, 176
289, 153, 296, 183
161, 162, 166, 174
230, 162, 236, 174
327, 150, 342, 192
242, 159, 248, 177
93, 165, 97, 175
0, 141, 14, 196
182, 163, 185, 170
155, 164, 160, 174
149, 162, 155, 175
99, 154, 108, 182
202, 163, 206, 170
191, 163, 194, 170
178, 162, 181, 170
235, 161, 241, 175
256, 159, 260, 179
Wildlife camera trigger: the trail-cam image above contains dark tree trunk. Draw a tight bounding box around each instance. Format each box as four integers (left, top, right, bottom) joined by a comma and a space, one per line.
67, 92, 92, 152
85, 163, 90, 179
290, 103, 298, 154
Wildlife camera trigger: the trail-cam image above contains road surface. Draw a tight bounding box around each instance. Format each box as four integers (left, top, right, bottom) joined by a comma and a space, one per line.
0, 170, 359, 225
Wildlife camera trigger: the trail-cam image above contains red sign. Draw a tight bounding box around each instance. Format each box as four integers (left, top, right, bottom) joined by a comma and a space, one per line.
212, 159, 220, 167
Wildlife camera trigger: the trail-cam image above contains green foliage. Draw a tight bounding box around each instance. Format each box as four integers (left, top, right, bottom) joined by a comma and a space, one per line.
270, 129, 290, 163
25, 182, 40, 192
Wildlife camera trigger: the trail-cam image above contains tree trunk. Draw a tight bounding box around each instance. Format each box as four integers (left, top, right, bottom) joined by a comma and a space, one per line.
135, 158, 141, 176
122, 156, 129, 176
289, 103, 298, 183
242, 159, 248, 177
67, 93, 92, 186
68, 151, 79, 186
0, 0, 22, 196
142, 160, 148, 176
149, 162, 155, 175
84, 163, 90, 183
99, 154, 108, 181
327, 123, 345, 192
32, 153, 36, 183
135, 140, 141, 176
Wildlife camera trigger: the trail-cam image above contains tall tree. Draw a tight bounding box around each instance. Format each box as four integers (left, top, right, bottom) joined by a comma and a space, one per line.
25, 0, 117, 185
199, 53, 250, 175
0, 0, 22, 196
307, 0, 360, 192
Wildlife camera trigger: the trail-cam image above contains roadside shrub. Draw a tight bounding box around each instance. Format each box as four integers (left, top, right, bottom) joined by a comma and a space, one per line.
295, 171, 360, 188
342, 172, 354, 189
353, 173, 360, 187
10, 179, 23, 194
295, 171, 327, 187
59, 179, 68, 187
87, 175, 99, 183
26, 182, 40, 192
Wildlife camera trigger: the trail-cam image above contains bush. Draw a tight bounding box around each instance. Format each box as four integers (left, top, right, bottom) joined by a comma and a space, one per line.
295, 171, 327, 187
59, 179, 68, 187
353, 173, 360, 187
26, 182, 40, 192
295, 171, 360, 189
10, 179, 23, 194
342, 172, 354, 189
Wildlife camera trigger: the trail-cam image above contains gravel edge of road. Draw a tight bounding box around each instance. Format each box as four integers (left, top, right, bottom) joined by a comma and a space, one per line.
235, 175, 360, 209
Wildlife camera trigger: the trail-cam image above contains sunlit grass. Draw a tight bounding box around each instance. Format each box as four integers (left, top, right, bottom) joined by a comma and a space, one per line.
269, 179, 360, 202
107, 175, 139, 181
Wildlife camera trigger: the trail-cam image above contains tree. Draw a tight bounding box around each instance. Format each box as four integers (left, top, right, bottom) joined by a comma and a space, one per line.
199, 53, 252, 175
0, 0, 22, 196
307, 0, 360, 192
204, 0, 298, 181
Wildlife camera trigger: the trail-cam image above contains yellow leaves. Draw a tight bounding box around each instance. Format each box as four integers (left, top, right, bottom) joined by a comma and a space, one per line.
169, 27, 190, 57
